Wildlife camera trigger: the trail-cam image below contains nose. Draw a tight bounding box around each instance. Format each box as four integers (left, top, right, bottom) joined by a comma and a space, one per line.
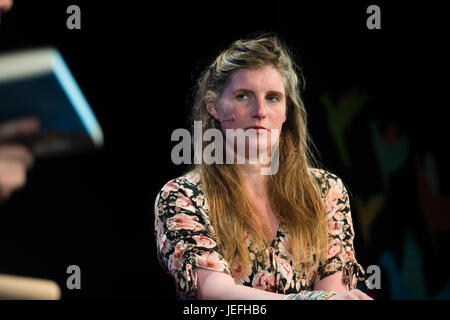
251, 97, 266, 119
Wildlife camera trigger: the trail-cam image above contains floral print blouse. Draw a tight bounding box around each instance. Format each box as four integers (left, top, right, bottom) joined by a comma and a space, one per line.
154, 168, 366, 299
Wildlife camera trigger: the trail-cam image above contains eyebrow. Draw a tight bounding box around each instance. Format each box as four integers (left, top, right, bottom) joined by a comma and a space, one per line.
232, 88, 285, 97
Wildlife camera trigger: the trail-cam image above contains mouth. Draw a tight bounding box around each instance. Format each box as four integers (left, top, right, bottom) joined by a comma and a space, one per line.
245, 126, 268, 131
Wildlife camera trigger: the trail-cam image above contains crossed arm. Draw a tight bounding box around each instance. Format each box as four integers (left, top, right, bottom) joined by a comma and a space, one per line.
156, 172, 373, 300
195, 267, 367, 300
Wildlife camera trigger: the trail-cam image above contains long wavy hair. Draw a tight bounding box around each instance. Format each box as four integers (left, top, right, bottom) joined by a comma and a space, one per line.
189, 33, 329, 270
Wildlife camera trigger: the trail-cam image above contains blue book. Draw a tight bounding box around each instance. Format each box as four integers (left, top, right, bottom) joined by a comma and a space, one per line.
0, 47, 104, 157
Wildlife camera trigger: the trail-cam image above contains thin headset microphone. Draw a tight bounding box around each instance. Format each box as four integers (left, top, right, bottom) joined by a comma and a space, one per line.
220, 114, 235, 122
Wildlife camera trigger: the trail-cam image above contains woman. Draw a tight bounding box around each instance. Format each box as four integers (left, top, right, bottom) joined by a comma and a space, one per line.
154, 33, 372, 300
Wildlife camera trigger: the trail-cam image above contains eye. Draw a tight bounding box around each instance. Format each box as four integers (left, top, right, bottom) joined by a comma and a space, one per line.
267, 94, 281, 102
236, 93, 249, 101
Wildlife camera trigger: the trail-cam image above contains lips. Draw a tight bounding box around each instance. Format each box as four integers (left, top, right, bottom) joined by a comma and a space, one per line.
245, 125, 268, 131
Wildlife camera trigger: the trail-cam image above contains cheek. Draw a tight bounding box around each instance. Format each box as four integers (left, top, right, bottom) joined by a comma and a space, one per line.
273, 109, 287, 128
220, 110, 247, 131
218, 100, 241, 128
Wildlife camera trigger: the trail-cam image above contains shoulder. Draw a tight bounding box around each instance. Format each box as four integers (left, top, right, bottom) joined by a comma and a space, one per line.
159, 170, 203, 196
154, 170, 216, 242
155, 170, 208, 214
308, 167, 349, 201
309, 167, 346, 190
308, 168, 353, 230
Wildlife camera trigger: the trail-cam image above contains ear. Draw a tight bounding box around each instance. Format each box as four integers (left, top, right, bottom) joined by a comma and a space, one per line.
205, 90, 220, 120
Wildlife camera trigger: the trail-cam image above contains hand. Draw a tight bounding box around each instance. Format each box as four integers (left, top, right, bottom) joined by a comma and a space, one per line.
328, 289, 374, 300
0, 0, 13, 12
0, 118, 39, 201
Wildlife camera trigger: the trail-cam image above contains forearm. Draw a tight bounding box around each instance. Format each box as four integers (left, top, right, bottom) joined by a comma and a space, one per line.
209, 283, 286, 300
196, 268, 286, 300
313, 270, 349, 293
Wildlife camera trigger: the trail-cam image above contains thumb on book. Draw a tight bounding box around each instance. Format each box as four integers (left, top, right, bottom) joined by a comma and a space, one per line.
0, 117, 40, 141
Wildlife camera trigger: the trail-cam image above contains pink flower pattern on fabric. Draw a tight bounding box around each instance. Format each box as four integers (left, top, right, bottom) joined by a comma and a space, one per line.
154, 168, 366, 299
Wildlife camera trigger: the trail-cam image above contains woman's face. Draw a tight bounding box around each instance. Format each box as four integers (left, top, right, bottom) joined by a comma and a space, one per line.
213, 65, 287, 160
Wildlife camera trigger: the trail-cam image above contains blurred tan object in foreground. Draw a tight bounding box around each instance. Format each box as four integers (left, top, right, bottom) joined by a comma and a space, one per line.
0, 0, 13, 12
0, 0, 13, 23
0, 273, 61, 300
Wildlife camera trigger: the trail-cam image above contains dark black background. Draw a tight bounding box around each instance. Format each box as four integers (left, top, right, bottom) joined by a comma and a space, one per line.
0, 0, 448, 300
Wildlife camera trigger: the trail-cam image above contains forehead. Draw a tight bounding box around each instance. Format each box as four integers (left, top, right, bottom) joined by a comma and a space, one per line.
226, 65, 285, 93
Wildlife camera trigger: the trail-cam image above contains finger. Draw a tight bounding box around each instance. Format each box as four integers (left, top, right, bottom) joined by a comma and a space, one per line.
0, 117, 40, 140
0, 159, 27, 195
0, 145, 34, 168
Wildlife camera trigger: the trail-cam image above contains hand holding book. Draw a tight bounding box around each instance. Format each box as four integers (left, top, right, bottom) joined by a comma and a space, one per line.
0, 117, 39, 201
0, 47, 104, 157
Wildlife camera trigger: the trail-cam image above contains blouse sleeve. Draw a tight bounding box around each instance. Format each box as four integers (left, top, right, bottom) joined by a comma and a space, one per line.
154, 178, 232, 299
315, 171, 366, 290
